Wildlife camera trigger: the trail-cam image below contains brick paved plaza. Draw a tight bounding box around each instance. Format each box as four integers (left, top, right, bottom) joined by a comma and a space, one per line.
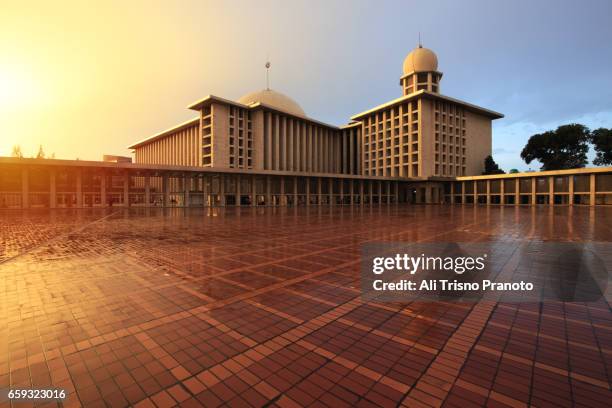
0, 205, 610, 407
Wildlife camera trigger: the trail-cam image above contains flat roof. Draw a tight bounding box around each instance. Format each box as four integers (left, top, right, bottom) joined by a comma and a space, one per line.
3, 157, 610, 183
128, 117, 200, 149
456, 166, 612, 180
187, 94, 342, 129
350, 90, 504, 120
187, 94, 250, 111
130, 95, 351, 150
0, 157, 426, 181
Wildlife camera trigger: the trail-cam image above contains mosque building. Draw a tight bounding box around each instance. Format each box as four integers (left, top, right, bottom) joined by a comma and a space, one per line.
2, 45, 610, 208
128, 45, 503, 180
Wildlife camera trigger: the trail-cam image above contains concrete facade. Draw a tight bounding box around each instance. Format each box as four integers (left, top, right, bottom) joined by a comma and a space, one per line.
128, 46, 502, 179
1, 158, 611, 209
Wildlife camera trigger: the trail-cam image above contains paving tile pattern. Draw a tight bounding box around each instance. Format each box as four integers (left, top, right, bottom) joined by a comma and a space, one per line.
0, 205, 610, 407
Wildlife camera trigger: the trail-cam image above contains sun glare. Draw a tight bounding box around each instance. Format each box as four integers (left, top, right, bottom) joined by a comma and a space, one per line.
0, 63, 43, 110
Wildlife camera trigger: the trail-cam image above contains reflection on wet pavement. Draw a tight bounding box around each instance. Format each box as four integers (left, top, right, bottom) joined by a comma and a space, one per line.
0, 205, 610, 407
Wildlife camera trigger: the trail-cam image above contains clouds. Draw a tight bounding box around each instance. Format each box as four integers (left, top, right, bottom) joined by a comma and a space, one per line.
492, 111, 612, 171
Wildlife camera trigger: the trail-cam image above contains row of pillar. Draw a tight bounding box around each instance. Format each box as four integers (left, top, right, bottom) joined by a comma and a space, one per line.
449, 174, 597, 206
17, 168, 400, 208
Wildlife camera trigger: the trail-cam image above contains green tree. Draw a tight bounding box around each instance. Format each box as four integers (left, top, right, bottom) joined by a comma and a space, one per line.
509, 168, 519, 174
483, 155, 505, 175
36, 145, 45, 159
590, 128, 612, 166
11, 145, 23, 158
520, 124, 590, 170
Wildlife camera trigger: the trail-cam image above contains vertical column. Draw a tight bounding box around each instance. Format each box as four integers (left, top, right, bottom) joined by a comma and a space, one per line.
144, 175, 151, 207
287, 119, 293, 171
357, 127, 362, 175
21, 168, 29, 209
340, 179, 344, 205
49, 170, 57, 209
301, 123, 307, 172
350, 179, 354, 205
461, 181, 465, 204
395, 181, 399, 204
342, 133, 347, 174
425, 185, 432, 204
235, 174, 241, 207
295, 123, 300, 172
122, 171, 129, 208
360, 180, 364, 205
100, 172, 107, 207
399, 104, 405, 177
265, 113, 272, 169
327, 131, 332, 173
548, 176, 554, 206
202, 174, 208, 207
219, 174, 226, 207
386, 182, 391, 204
306, 125, 311, 172
486, 180, 491, 205
185, 173, 191, 207
500, 179, 505, 205
251, 174, 257, 207
313, 128, 318, 172
281, 117, 287, 170
162, 174, 169, 207
589, 173, 595, 206
75, 170, 83, 208
531, 177, 536, 206
280, 177, 285, 206
514, 178, 519, 205
322, 131, 327, 173
569, 175, 574, 206
450, 182, 455, 204
320, 129, 324, 172
266, 176, 271, 206
293, 176, 298, 206
378, 181, 383, 205
317, 177, 322, 205
349, 130, 355, 174
306, 177, 311, 206
274, 115, 280, 170
329, 178, 333, 206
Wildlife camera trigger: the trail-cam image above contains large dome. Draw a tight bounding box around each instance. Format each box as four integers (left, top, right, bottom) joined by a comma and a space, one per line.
402, 46, 438, 75
238, 89, 306, 117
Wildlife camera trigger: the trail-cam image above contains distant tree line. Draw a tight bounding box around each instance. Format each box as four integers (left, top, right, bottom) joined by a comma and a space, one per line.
10, 145, 55, 159
483, 124, 611, 175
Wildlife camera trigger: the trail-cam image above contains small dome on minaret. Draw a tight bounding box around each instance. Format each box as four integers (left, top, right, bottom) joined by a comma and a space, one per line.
400, 44, 442, 96
402, 45, 439, 75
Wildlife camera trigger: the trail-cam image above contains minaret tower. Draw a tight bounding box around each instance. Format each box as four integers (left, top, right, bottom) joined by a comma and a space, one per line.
400, 40, 442, 95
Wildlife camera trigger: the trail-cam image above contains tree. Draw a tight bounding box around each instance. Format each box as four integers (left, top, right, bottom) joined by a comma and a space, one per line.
483, 155, 505, 175
11, 145, 23, 158
36, 145, 45, 159
520, 124, 590, 170
590, 128, 612, 166
509, 169, 519, 174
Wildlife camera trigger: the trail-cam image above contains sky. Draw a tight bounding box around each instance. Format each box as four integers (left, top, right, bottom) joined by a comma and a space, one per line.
1, 0, 611, 171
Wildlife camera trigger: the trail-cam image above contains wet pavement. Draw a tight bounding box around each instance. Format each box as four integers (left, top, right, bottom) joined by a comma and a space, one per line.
0, 205, 610, 407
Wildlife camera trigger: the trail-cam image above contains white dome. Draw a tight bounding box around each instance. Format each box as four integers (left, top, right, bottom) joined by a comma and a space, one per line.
238, 89, 306, 117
